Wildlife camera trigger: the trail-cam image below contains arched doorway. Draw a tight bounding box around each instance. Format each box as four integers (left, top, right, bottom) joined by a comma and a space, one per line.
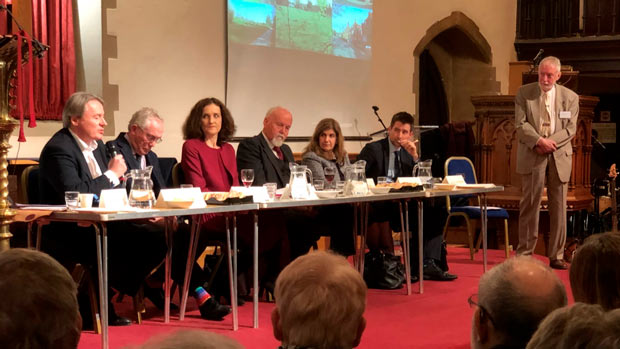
414, 11, 499, 126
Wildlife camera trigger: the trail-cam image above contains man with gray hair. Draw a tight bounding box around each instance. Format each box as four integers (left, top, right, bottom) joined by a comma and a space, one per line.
515, 56, 579, 269
0, 248, 81, 348
470, 256, 567, 349
107, 107, 166, 195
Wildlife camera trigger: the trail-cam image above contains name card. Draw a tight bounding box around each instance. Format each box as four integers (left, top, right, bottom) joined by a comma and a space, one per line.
99, 189, 130, 209
155, 188, 206, 209
230, 186, 271, 203
443, 175, 466, 185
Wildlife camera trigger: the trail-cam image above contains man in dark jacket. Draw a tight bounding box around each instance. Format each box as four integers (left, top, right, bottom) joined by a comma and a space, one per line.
358, 111, 456, 282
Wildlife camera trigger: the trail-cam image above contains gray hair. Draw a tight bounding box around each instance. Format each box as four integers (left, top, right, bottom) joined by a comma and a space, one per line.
128, 107, 163, 131
539, 56, 562, 73
478, 256, 567, 347
62, 91, 104, 128
0, 248, 80, 348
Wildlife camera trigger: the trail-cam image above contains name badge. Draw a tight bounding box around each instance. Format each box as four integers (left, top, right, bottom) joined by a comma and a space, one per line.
560, 111, 571, 119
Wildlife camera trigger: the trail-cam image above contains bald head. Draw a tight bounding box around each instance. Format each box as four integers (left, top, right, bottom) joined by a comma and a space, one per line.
262, 106, 292, 147
475, 256, 567, 348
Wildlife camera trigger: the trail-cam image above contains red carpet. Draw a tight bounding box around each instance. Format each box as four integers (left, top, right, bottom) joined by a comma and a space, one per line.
78, 248, 572, 348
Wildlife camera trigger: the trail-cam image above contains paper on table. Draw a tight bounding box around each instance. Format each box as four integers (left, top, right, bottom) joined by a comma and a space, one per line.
455, 183, 496, 189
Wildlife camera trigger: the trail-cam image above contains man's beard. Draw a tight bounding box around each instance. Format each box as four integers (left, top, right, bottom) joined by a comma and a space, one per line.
272, 135, 285, 147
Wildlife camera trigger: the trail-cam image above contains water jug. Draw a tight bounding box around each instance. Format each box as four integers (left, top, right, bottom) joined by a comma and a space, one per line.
126, 167, 155, 208
288, 164, 313, 200
344, 160, 368, 196
413, 160, 433, 187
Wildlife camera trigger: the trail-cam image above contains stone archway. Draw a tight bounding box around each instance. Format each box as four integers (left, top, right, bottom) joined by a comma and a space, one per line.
413, 11, 499, 125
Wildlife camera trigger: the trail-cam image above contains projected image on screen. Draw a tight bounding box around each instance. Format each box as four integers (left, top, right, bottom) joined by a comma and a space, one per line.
228, 0, 372, 59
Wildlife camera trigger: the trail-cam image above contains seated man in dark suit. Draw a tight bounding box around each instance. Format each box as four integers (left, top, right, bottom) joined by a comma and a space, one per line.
236, 106, 319, 291
107, 107, 230, 320
358, 111, 456, 282
38, 92, 167, 326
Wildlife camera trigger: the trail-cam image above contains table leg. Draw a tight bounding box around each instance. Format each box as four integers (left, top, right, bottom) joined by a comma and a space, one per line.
479, 194, 488, 272
224, 216, 239, 330
358, 203, 368, 276
233, 216, 238, 327
399, 201, 412, 295
416, 200, 423, 294
253, 212, 259, 329
36, 223, 42, 251
353, 203, 360, 272
180, 218, 200, 321
26, 221, 32, 248
93, 223, 108, 349
164, 217, 174, 323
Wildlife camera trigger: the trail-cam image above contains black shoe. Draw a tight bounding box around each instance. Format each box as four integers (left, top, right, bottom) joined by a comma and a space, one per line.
423, 259, 458, 281
199, 298, 231, 321
259, 281, 275, 302
409, 274, 420, 283
144, 286, 179, 311
109, 304, 132, 326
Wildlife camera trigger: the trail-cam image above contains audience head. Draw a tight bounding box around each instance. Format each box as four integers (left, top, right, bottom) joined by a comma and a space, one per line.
0, 248, 81, 348
182, 97, 235, 145
570, 232, 620, 310
304, 118, 346, 162
127, 107, 164, 156
262, 106, 292, 147
62, 91, 106, 143
388, 111, 414, 148
538, 56, 561, 92
272, 251, 367, 349
526, 303, 620, 349
470, 256, 567, 349
134, 329, 244, 349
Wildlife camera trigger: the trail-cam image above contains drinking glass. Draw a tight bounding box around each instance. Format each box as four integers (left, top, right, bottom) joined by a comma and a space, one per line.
313, 179, 324, 191
377, 176, 388, 185
263, 182, 277, 201
241, 169, 255, 188
324, 167, 336, 189
64, 191, 79, 209
335, 180, 346, 193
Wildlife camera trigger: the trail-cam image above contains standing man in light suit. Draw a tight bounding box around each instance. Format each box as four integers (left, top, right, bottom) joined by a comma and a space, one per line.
515, 56, 579, 270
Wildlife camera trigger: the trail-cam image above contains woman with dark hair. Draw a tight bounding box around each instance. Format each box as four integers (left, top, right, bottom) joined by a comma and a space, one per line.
181, 97, 238, 191
570, 232, 620, 311
301, 118, 355, 255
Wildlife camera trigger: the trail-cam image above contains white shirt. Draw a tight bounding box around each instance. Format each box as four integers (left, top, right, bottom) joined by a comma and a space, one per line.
69, 129, 120, 186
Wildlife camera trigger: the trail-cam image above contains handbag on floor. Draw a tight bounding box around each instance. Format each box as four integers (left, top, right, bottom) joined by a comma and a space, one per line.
363, 251, 405, 289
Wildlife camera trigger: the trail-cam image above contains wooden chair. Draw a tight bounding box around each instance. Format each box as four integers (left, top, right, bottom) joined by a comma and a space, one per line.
443, 156, 510, 260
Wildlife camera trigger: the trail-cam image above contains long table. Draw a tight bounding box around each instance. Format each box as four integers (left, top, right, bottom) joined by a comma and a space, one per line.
19, 185, 503, 348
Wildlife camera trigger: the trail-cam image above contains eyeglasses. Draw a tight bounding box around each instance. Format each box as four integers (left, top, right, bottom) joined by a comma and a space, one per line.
468, 294, 495, 325
138, 126, 162, 144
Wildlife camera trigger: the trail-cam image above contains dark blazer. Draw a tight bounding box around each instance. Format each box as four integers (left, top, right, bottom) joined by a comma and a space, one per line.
39, 128, 115, 204
107, 132, 166, 196
236, 133, 294, 188
358, 137, 415, 181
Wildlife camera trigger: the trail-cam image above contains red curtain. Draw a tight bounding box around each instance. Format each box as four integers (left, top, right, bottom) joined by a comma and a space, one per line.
29, 0, 76, 120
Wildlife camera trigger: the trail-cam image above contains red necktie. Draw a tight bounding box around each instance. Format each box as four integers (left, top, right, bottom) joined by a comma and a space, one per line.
273, 146, 284, 161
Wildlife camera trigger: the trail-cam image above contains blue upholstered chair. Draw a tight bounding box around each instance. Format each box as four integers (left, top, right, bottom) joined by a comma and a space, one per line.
443, 156, 510, 260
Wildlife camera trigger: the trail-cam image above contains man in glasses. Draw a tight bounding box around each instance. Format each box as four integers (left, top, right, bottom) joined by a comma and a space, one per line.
470, 256, 567, 349
108, 107, 167, 196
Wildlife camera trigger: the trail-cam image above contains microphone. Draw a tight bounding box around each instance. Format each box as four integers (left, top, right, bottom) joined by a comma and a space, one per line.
532, 49, 544, 65
106, 142, 119, 158
371, 105, 388, 132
